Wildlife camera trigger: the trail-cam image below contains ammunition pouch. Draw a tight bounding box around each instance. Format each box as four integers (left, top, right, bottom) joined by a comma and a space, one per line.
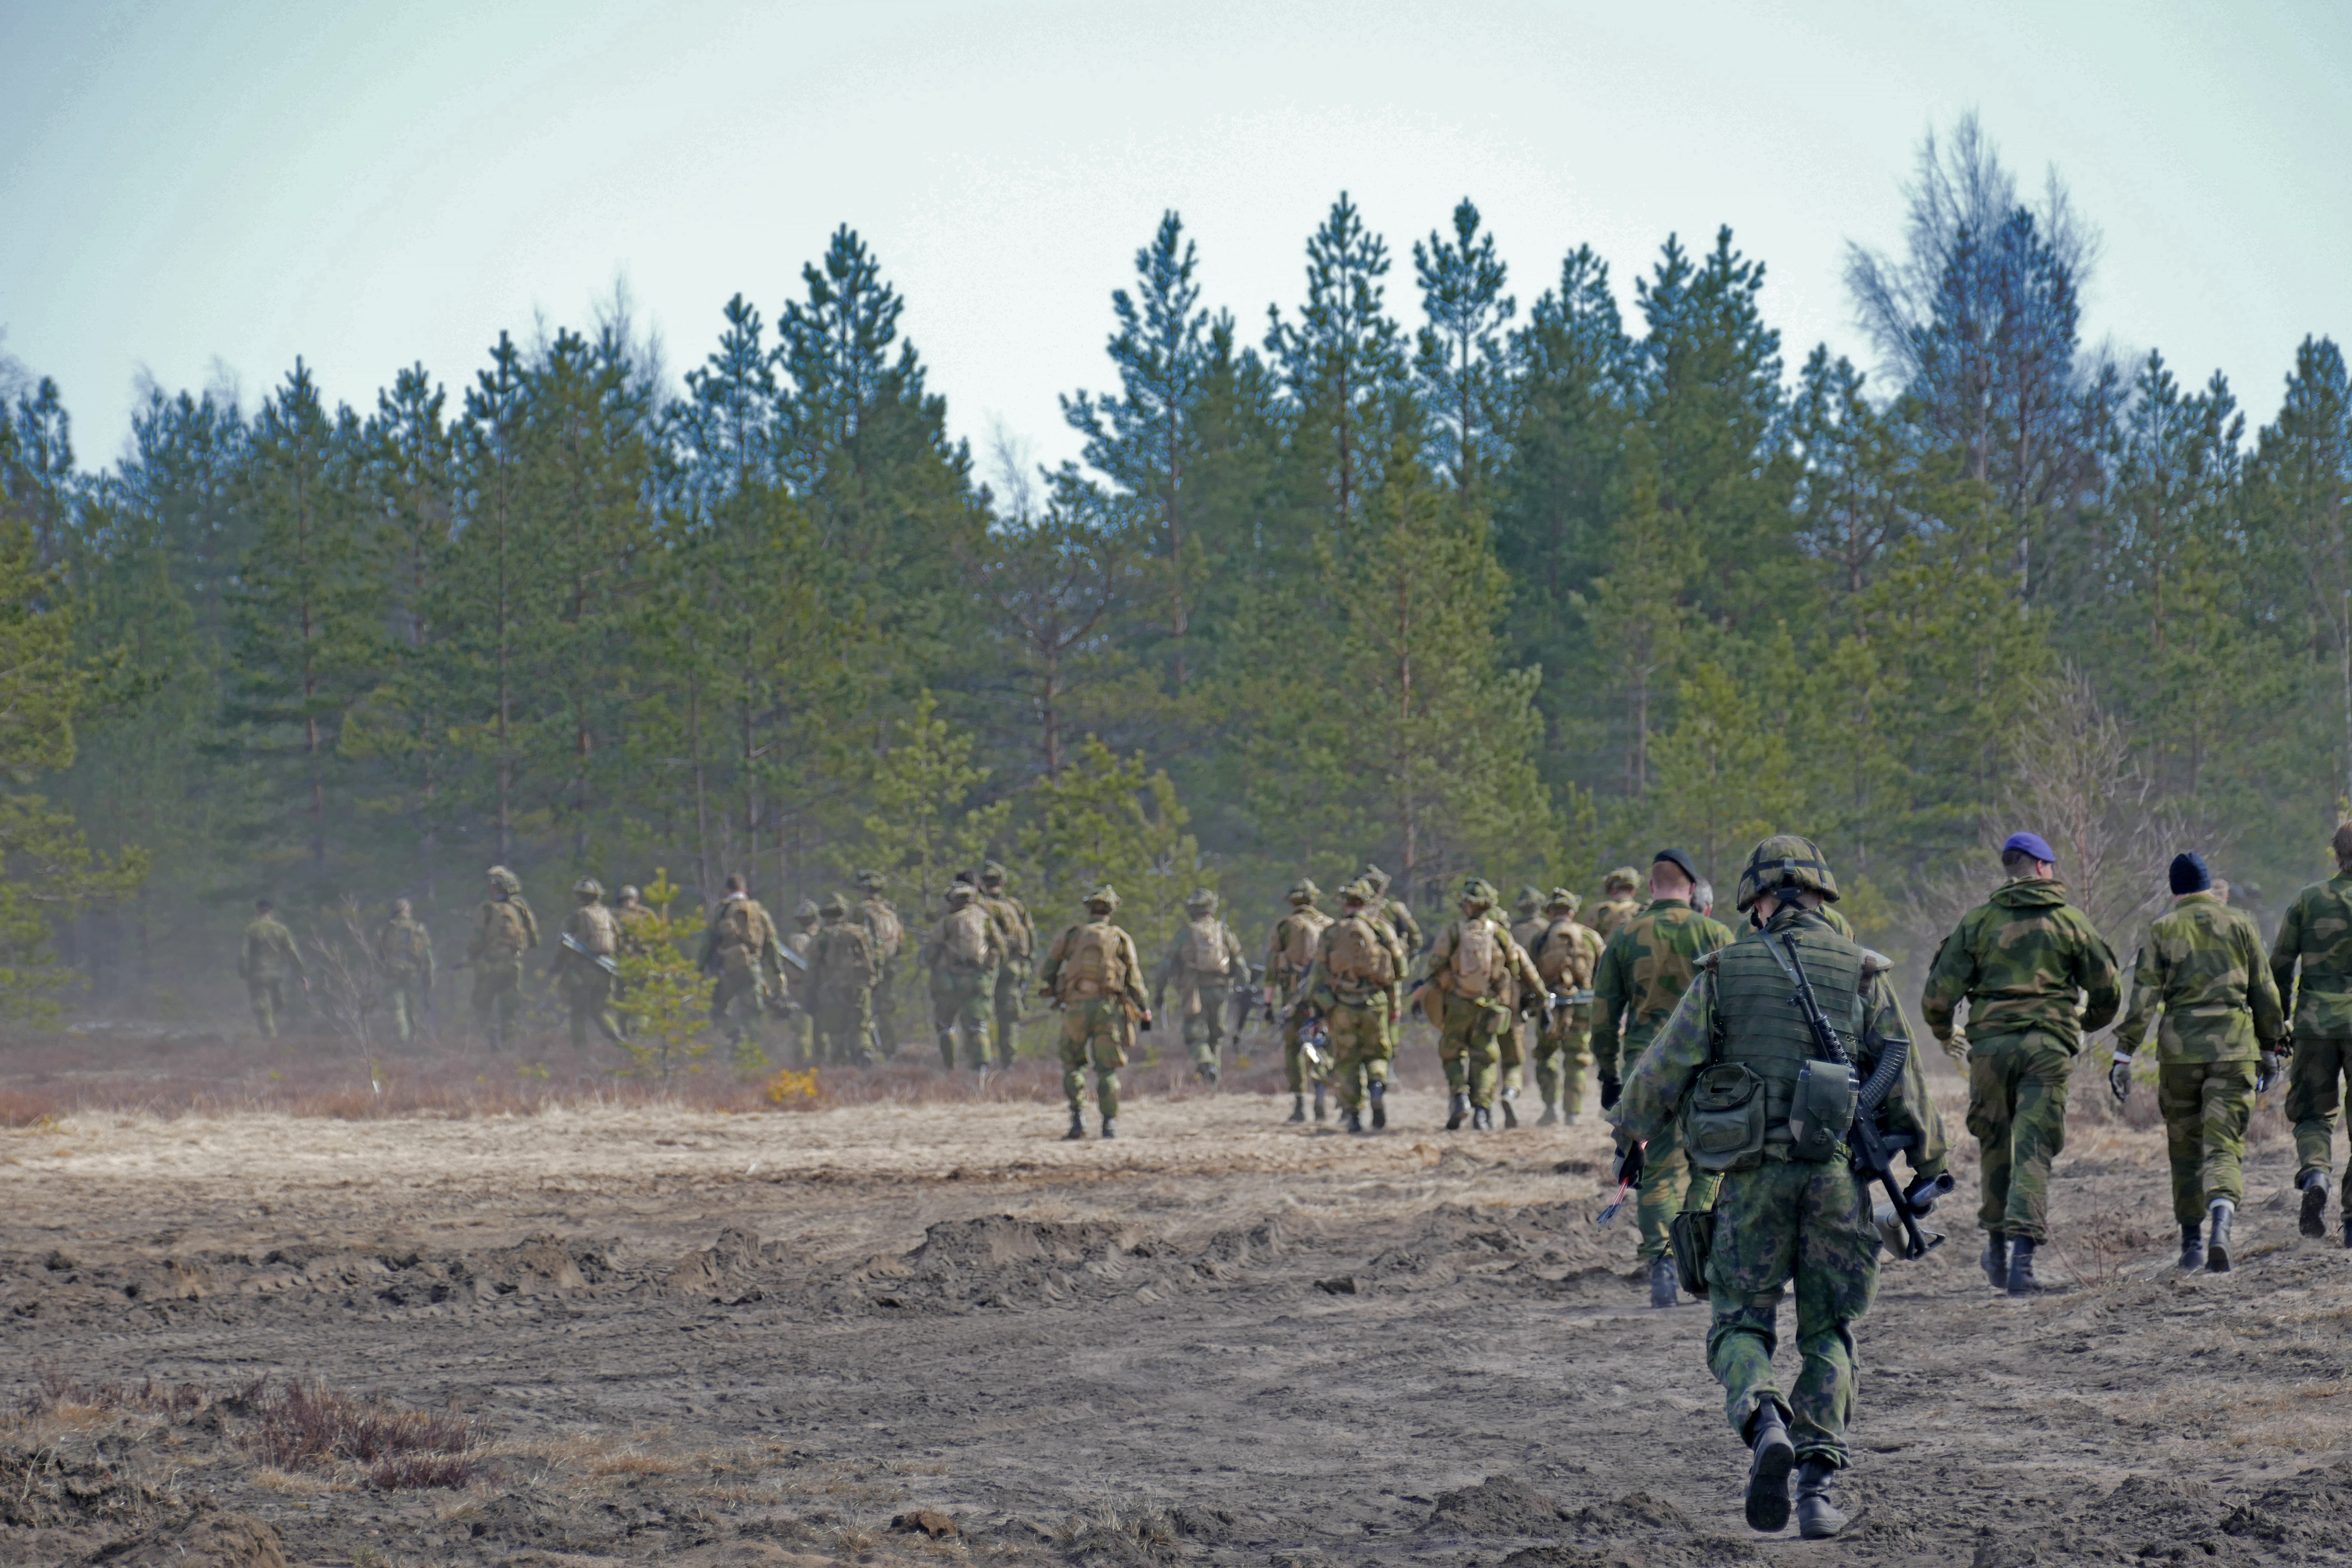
1682, 1062, 1768, 1173
1669, 1207, 1716, 1298
1788, 1059, 1856, 1163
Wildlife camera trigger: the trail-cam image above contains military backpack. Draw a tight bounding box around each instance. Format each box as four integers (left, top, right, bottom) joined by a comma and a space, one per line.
864, 898, 904, 960
1280, 908, 1332, 972
1182, 917, 1231, 975
1449, 918, 1501, 997
1063, 921, 1129, 997
943, 904, 992, 967
1325, 916, 1395, 989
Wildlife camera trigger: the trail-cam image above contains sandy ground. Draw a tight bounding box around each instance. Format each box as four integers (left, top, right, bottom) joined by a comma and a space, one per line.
6, 1058, 2352, 1568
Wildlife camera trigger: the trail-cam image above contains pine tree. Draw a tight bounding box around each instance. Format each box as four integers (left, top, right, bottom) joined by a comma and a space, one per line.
1412, 198, 1515, 491
2247, 337, 2352, 805
1267, 193, 1412, 536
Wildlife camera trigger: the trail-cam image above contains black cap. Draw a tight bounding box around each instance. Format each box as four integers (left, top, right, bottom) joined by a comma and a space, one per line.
2169, 851, 2211, 896
1653, 849, 1700, 887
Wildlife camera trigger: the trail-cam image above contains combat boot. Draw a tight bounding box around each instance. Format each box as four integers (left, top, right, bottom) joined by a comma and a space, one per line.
2005, 1237, 2040, 1296
1447, 1092, 1470, 1130
2300, 1170, 2332, 1239
1537, 1101, 1559, 1127
1313, 1082, 1328, 1123
1794, 1458, 1846, 1540
1369, 1080, 1387, 1130
1063, 1109, 1086, 1141
1742, 1405, 1795, 1532
1471, 1105, 1494, 1131
1500, 1088, 1519, 1129
2205, 1197, 2235, 1272
1344, 1109, 1366, 1135
1980, 1230, 2009, 1289
2177, 1222, 2205, 1271
1649, 1256, 1678, 1309
1287, 1094, 1307, 1124
1101, 1115, 1118, 1139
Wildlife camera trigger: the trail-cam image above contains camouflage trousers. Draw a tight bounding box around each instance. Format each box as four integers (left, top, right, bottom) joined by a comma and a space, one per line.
382, 978, 427, 1044
813, 990, 875, 1065
1966, 1031, 2073, 1244
1280, 996, 1318, 1093
931, 964, 998, 1070
993, 962, 1031, 1062
471, 959, 525, 1048
1704, 1157, 1878, 1469
1059, 999, 1131, 1117
1501, 1017, 1532, 1094
1636, 1120, 1697, 1263
1178, 980, 1233, 1069
247, 976, 291, 1039
563, 965, 623, 1050
2287, 1035, 2352, 1206
1324, 1001, 1391, 1112
710, 966, 770, 1047
1439, 993, 1514, 1108
2158, 1059, 2258, 1227
1532, 1012, 1593, 1114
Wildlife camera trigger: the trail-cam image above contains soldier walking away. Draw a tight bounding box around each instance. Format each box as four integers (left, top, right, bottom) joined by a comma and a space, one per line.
703, 875, 783, 1050
1611, 835, 1948, 1541
2272, 822, 2352, 1247
1531, 888, 1605, 1124
1504, 887, 1549, 1125
612, 885, 654, 955
239, 899, 306, 1038
2111, 852, 2285, 1271
925, 881, 1004, 1069
1921, 831, 2121, 1296
811, 894, 879, 1064
780, 899, 819, 1062
372, 899, 434, 1044
1360, 864, 1423, 956
1039, 885, 1151, 1139
557, 878, 627, 1051
467, 867, 539, 1050
977, 861, 1036, 1062
1156, 889, 1247, 1085
1592, 849, 1735, 1305
1421, 878, 1546, 1131
1586, 867, 1645, 943
1301, 880, 1407, 1133
1268, 880, 1335, 1121
855, 870, 906, 1055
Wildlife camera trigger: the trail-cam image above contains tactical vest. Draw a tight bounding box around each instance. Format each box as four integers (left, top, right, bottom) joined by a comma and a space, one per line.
1685, 924, 1866, 1170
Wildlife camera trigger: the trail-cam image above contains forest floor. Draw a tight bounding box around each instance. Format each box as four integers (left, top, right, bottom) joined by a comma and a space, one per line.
4, 1027, 2352, 1568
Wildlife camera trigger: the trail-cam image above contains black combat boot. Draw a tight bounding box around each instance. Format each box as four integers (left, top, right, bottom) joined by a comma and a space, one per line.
2005, 1237, 2040, 1296
2301, 1170, 2332, 1239
1500, 1088, 1519, 1129
1447, 1092, 1470, 1130
1369, 1079, 1387, 1130
1344, 1108, 1366, 1135
1101, 1115, 1118, 1139
1537, 1100, 1560, 1127
1287, 1094, 1307, 1124
1980, 1230, 2008, 1289
1063, 1109, 1086, 1141
1649, 1256, 1678, 1309
2177, 1222, 2205, 1271
1313, 1082, 1328, 1123
2205, 1197, 2235, 1272
1742, 1405, 1795, 1532
1794, 1458, 1846, 1540
1472, 1105, 1494, 1131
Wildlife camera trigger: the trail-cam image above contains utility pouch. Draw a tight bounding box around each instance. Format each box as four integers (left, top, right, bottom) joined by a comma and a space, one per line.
1788, 1059, 1856, 1163
1669, 1207, 1717, 1298
1681, 1062, 1767, 1173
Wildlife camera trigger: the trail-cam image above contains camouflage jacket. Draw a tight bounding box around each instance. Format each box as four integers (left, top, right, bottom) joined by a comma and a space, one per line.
811, 918, 876, 1000
469, 895, 540, 965
2269, 873, 2352, 1038
1265, 906, 1335, 998
373, 916, 432, 982
2117, 892, 2284, 1063
980, 891, 1035, 966
240, 916, 304, 982
1612, 906, 1947, 1179
1919, 878, 2120, 1054
1583, 895, 1642, 944
1378, 895, 1422, 955
1590, 897, 1733, 1078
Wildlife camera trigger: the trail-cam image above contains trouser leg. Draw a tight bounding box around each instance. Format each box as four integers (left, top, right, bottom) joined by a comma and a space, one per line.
1637, 1121, 1692, 1262
2287, 1036, 2349, 1194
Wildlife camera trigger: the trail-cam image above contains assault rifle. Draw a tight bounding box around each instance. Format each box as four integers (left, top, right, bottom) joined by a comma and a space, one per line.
559, 932, 620, 979
1230, 963, 1265, 1033
1765, 932, 1950, 1262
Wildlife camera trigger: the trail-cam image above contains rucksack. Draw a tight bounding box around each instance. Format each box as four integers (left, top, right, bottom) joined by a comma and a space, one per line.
1282, 908, 1333, 971
482, 900, 531, 956
1064, 922, 1128, 995
1183, 917, 1231, 975
1326, 916, 1396, 988
944, 905, 991, 966
1451, 919, 1499, 997
1535, 918, 1589, 987
864, 898, 903, 960
575, 905, 620, 955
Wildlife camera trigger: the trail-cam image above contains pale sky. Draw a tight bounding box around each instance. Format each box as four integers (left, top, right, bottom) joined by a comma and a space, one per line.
3, 0, 2346, 476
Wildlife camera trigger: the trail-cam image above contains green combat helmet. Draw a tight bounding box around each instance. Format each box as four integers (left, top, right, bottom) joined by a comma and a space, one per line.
487, 865, 521, 894
980, 860, 1009, 887
855, 868, 886, 891
1459, 876, 1499, 910
1185, 888, 1218, 915
1603, 866, 1641, 895
1084, 884, 1120, 914
616, 884, 640, 905
574, 876, 603, 902
944, 882, 978, 907
795, 898, 820, 923
1288, 879, 1322, 906
1544, 887, 1581, 915
819, 893, 849, 919
1338, 879, 1372, 906
1362, 863, 1393, 894
1516, 885, 1543, 916
1734, 833, 1841, 912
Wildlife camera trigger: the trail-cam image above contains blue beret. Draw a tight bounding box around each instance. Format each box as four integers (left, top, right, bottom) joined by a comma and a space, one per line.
2002, 832, 2056, 864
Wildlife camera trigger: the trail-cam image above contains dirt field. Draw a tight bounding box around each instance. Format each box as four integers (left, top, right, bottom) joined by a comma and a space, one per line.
5, 1033, 2352, 1568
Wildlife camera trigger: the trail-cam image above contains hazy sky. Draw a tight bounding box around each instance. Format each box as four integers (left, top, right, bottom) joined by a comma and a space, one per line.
3, 0, 2346, 476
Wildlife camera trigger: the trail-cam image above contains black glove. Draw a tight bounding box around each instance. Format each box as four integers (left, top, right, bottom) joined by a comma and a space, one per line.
2108, 1055, 2133, 1105
1612, 1137, 1645, 1187
1139, 1012, 1154, 1033
2258, 1050, 2284, 1094
1599, 1074, 1621, 1111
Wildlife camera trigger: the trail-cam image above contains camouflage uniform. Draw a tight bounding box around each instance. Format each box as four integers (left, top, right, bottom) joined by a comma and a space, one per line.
1267, 883, 1335, 1099
1361, 864, 1423, 956
1039, 888, 1149, 1133
1155, 892, 1247, 1081
781, 900, 819, 1062
239, 908, 304, 1038
1304, 883, 1408, 1124
1421, 881, 1547, 1124
924, 882, 1004, 1069
1593, 894, 1734, 1259
466, 869, 539, 1049
1920, 877, 2120, 1245
1505, 889, 1549, 1111
705, 889, 783, 1048
2271, 869, 2352, 1225
855, 872, 905, 1055
810, 897, 878, 1064
2116, 891, 2284, 1227
1612, 903, 1946, 1484
977, 864, 1035, 1060
612, 888, 654, 956
1584, 868, 1645, 944
372, 902, 433, 1044
558, 880, 626, 1050
1530, 891, 1604, 1122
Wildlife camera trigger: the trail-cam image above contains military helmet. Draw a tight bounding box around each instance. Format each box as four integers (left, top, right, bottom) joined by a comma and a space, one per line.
1361, 863, 1391, 893
945, 882, 977, 906
487, 864, 521, 894
795, 898, 820, 921
1544, 886, 1581, 914
1288, 878, 1321, 905
1602, 865, 1641, 894
856, 868, 885, 890
1459, 876, 1499, 908
1185, 888, 1217, 914
617, 884, 640, 904
1338, 878, 1371, 906
1734, 834, 1841, 913
1515, 884, 1543, 914
390, 897, 412, 919
1084, 883, 1120, 913
819, 893, 849, 918
981, 859, 1008, 884
574, 876, 603, 900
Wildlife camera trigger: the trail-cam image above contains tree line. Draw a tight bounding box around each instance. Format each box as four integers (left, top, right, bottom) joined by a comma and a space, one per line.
1, 114, 2348, 1020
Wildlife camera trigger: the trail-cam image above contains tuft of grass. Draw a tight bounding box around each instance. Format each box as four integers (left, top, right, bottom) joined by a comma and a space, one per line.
22, 1369, 207, 1417
247, 1378, 474, 1486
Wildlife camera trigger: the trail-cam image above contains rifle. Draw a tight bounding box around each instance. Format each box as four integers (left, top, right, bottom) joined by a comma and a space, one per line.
559, 932, 620, 979
1230, 963, 1264, 1033
1764, 931, 1946, 1262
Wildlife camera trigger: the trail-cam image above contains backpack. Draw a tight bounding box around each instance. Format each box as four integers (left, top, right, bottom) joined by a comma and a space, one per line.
1535, 918, 1589, 987
1183, 917, 1231, 975
944, 905, 991, 966
1326, 916, 1396, 988
1065, 921, 1128, 995
1282, 908, 1333, 971
482, 900, 530, 956
862, 898, 903, 961
1451, 919, 1499, 997
575, 905, 620, 955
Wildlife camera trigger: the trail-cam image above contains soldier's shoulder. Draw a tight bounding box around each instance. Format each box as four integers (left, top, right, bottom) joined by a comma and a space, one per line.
1857, 946, 1896, 977
1693, 948, 1724, 974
